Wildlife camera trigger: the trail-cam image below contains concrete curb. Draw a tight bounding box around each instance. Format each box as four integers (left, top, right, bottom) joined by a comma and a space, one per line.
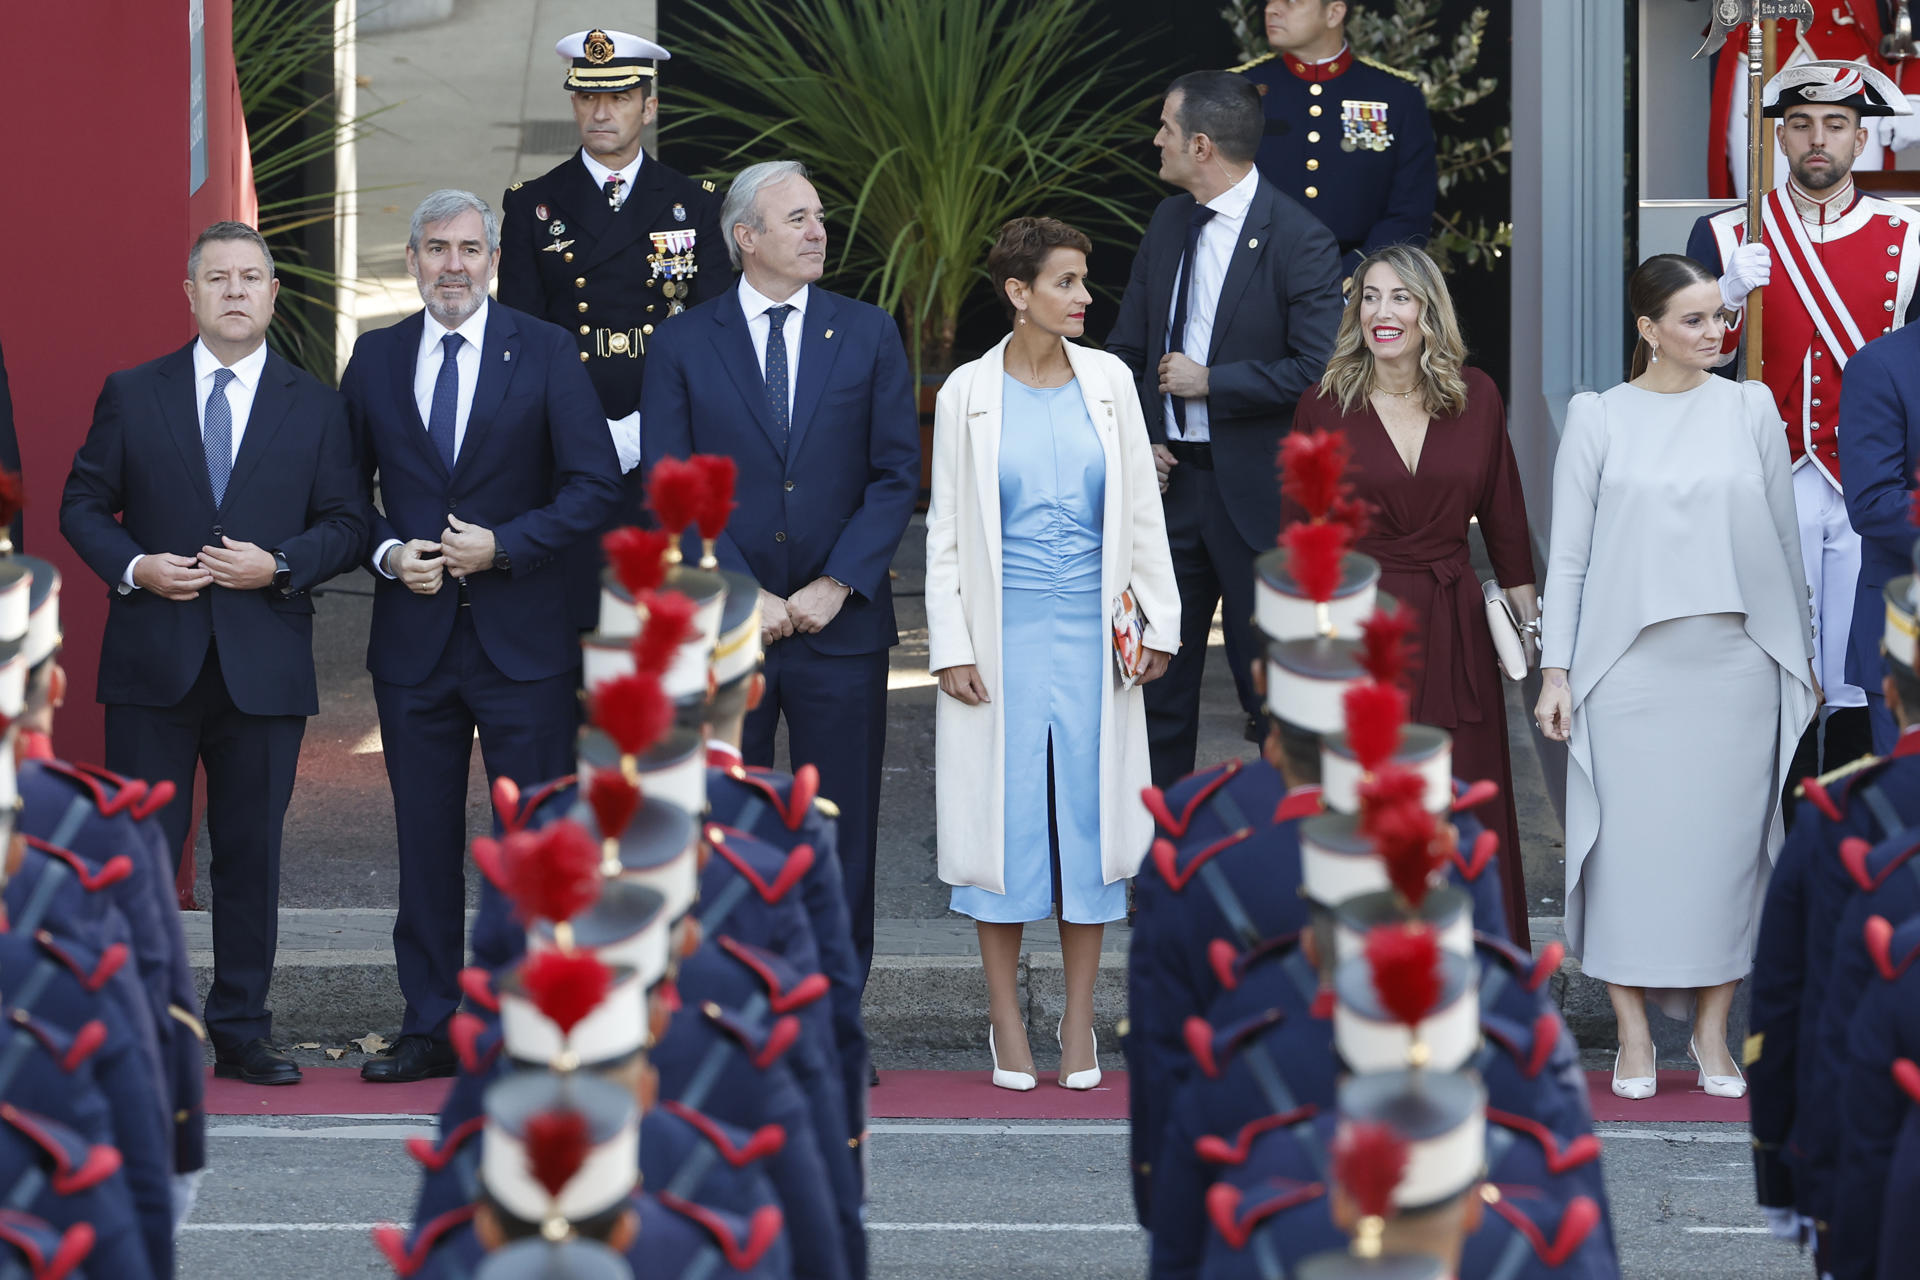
188, 911, 1743, 1063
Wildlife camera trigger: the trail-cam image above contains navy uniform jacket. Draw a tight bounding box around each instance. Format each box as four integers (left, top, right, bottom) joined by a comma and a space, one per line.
1829, 914, 1920, 1279
340, 303, 623, 687
1235, 47, 1437, 278
1839, 325, 1920, 708
496, 150, 729, 629
1878, 1105, 1920, 1276
1746, 797, 1817, 1212
641, 285, 919, 658
405, 1192, 787, 1280
0, 1104, 154, 1280
58, 342, 370, 715
18, 757, 205, 1174
706, 754, 870, 1160
1105, 180, 1343, 552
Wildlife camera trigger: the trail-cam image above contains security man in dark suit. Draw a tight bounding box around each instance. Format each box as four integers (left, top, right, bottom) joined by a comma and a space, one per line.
1234, 0, 1437, 279
1841, 321, 1920, 751
341, 189, 622, 1082
60, 220, 370, 1087
1107, 70, 1343, 783
498, 28, 730, 631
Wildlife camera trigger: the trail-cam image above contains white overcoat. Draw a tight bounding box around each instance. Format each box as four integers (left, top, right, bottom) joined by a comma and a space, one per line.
924, 334, 1181, 893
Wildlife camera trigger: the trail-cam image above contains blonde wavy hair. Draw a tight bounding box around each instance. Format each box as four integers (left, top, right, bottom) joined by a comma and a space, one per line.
1319, 245, 1470, 419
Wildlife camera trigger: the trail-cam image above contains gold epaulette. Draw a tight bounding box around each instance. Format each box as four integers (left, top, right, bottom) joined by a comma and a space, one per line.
1358, 54, 1420, 83
813, 796, 841, 819
1230, 51, 1277, 73
702, 179, 716, 192
1792, 753, 1883, 799
508, 181, 524, 191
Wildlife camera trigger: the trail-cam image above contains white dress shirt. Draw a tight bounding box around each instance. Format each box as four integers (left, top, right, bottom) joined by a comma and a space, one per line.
122, 338, 269, 590
738, 276, 808, 420
1163, 164, 1260, 443
372, 300, 490, 577
580, 148, 644, 209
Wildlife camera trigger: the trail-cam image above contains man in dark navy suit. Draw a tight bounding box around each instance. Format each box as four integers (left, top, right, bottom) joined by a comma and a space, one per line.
1108, 71, 1343, 784
59, 221, 369, 1087
642, 160, 919, 983
342, 189, 622, 1080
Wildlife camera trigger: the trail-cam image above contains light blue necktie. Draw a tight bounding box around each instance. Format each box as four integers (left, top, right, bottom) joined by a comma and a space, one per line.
204, 367, 236, 507
764, 304, 793, 448
428, 332, 463, 471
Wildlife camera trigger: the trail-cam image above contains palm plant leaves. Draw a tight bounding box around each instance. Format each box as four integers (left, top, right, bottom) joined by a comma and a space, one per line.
665, 0, 1160, 373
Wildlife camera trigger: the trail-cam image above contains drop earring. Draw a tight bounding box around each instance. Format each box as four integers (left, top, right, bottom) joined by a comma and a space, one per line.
1649, 342, 1660, 364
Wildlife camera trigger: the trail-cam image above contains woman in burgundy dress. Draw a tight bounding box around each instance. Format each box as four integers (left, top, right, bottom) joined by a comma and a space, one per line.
1292, 245, 1538, 944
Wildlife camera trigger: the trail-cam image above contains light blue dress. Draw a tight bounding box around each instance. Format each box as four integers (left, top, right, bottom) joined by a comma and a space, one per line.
950, 376, 1124, 925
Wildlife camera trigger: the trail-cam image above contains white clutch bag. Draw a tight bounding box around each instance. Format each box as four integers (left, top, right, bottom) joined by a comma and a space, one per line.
1483, 580, 1540, 681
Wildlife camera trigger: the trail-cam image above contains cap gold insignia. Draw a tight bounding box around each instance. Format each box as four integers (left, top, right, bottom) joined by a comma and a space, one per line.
584, 29, 616, 65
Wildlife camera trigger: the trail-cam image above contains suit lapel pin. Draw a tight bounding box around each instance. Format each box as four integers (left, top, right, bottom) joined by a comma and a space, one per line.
824, 329, 834, 339
503, 351, 512, 361
1248, 238, 1259, 249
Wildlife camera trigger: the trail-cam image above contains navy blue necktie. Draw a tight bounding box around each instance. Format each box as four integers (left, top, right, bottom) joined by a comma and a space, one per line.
428, 332, 463, 471
204, 367, 236, 507
763, 304, 794, 446
1168, 204, 1219, 434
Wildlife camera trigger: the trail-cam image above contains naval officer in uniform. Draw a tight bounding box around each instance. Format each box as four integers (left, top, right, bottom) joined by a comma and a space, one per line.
1233, 0, 1437, 279
497, 28, 730, 630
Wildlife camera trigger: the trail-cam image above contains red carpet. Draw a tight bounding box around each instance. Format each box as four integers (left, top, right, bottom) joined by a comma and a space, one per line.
206, 1067, 1747, 1125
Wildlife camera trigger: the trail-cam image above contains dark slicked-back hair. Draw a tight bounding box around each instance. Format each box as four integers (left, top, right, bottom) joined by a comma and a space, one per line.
1167, 70, 1264, 163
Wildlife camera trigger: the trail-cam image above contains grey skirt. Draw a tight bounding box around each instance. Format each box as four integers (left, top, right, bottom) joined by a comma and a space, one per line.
1571, 612, 1778, 998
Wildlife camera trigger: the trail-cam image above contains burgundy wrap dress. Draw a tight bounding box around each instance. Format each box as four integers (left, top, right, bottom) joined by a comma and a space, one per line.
1292, 366, 1535, 944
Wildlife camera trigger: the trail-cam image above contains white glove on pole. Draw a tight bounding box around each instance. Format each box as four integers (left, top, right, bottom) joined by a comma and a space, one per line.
1721, 241, 1773, 312
1880, 98, 1920, 151
608, 411, 643, 475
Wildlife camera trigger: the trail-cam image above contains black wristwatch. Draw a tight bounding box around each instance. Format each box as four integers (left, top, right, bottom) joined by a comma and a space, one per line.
270, 549, 292, 596
491, 535, 511, 574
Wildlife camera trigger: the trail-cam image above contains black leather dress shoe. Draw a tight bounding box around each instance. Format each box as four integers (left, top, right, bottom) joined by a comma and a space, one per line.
213, 1039, 302, 1086
360, 1034, 457, 1083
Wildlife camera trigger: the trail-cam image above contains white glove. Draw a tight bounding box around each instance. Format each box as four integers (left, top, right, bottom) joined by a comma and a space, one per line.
1721, 241, 1773, 311
1879, 98, 1920, 151
607, 411, 642, 474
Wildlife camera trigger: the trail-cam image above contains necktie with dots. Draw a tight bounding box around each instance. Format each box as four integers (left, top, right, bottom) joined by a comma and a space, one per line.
764, 304, 793, 446
204, 367, 236, 507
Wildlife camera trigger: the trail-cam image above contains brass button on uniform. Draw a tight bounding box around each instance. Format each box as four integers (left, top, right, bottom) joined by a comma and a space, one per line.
1307, 130, 1320, 143
574, 277, 586, 288
642, 324, 654, 335
578, 302, 589, 313
579, 324, 590, 335
1309, 104, 1323, 117
1310, 84, 1323, 96
1307, 159, 1320, 171
579, 352, 590, 362
647, 305, 656, 313
563, 252, 574, 263
1305, 186, 1319, 199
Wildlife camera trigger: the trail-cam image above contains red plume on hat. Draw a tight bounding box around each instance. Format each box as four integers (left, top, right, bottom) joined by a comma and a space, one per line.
1280, 431, 1351, 520
1361, 769, 1443, 908
1331, 1120, 1409, 1222
522, 949, 614, 1037
689, 455, 738, 542
1365, 923, 1443, 1030
1280, 521, 1352, 604
1357, 606, 1415, 688
633, 590, 697, 678
591, 671, 674, 758
588, 770, 643, 840
498, 821, 603, 926
603, 527, 673, 597
1342, 682, 1409, 774
524, 1109, 591, 1199
647, 458, 706, 539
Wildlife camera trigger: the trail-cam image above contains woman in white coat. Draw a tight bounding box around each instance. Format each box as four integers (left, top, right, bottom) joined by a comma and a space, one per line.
925, 218, 1180, 1091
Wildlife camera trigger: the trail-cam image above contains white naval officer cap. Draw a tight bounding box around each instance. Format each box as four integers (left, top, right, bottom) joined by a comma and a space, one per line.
556, 28, 670, 92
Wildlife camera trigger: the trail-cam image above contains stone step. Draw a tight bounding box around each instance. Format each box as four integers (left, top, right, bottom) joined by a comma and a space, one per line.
185, 911, 1742, 1067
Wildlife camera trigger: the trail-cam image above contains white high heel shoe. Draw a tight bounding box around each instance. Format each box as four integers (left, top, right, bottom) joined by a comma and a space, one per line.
1611, 1047, 1656, 1100
1689, 1036, 1747, 1099
988, 1026, 1035, 1092
1056, 1017, 1102, 1091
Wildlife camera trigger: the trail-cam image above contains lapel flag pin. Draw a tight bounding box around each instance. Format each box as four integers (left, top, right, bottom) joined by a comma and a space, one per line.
503, 351, 512, 361
1248, 238, 1259, 248
824, 329, 834, 339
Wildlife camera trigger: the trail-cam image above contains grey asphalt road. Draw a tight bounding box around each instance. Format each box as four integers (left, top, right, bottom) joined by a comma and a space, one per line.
182, 1117, 1805, 1280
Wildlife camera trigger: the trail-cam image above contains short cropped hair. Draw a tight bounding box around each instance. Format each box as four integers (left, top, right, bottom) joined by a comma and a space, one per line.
1167, 70, 1264, 163
408, 189, 500, 255
986, 217, 1093, 322
721, 160, 811, 270
188, 221, 274, 280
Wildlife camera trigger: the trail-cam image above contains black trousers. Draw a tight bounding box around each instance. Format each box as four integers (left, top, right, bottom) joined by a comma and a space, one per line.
106, 643, 306, 1052
373, 608, 576, 1039
1144, 460, 1263, 787
743, 640, 889, 986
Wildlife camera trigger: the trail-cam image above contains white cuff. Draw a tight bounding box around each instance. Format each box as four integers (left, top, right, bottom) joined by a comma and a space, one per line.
610, 412, 642, 475
120, 555, 143, 594
372, 538, 403, 579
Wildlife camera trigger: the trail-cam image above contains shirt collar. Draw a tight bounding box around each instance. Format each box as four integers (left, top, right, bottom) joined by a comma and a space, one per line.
579, 147, 645, 193
192, 337, 269, 390
1206, 164, 1262, 219
737, 275, 809, 321
423, 298, 491, 354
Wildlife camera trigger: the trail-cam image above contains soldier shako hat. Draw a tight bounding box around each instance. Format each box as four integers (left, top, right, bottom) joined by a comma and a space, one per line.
482, 1072, 638, 1235
556, 29, 669, 94
578, 726, 707, 822
1321, 724, 1452, 816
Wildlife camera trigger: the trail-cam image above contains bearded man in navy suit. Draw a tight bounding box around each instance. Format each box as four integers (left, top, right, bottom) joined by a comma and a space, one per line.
341, 190, 622, 1080
642, 160, 918, 984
